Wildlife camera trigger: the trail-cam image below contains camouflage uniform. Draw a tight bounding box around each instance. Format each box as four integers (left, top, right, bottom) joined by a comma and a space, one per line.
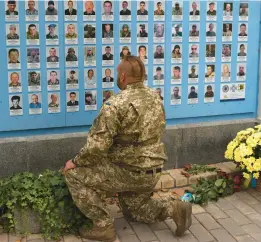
65, 82, 171, 227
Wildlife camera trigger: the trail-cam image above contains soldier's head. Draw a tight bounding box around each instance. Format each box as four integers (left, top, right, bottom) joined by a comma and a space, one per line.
117, 55, 145, 90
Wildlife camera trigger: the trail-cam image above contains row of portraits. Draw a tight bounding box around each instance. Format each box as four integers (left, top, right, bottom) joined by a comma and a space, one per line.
6, 43, 248, 70
5, 1, 249, 22
5, 22, 249, 46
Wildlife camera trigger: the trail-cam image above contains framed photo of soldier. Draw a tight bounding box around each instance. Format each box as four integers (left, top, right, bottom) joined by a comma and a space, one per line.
83, 0, 96, 21
46, 47, 59, 68
84, 46, 96, 66
171, 44, 182, 64
25, 0, 39, 21
47, 70, 60, 91
206, 23, 216, 42
239, 3, 248, 21
171, 65, 182, 84
172, 23, 182, 42
237, 63, 246, 81
221, 63, 231, 82
28, 93, 42, 115
153, 87, 164, 102
7, 48, 21, 70
9, 94, 23, 116
5, 0, 19, 22
204, 84, 215, 103
189, 23, 200, 42
102, 68, 114, 89
119, 23, 131, 43
27, 48, 40, 69
238, 23, 248, 42
188, 85, 199, 104
48, 92, 60, 113
137, 1, 148, 21
27, 70, 41, 92
154, 1, 165, 21
153, 66, 164, 86
172, 1, 183, 21
222, 44, 232, 62
205, 44, 216, 63
154, 23, 164, 43
8, 71, 22, 93
223, 2, 233, 21
45, 23, 59, 45
45, 0, 58, 21
205, 64, 215, 83
206, 1, 216, 21
189, 1, 200, 21
170, 86, 182, 105
85, 90, 97, 111
188, 64, 199, 83
120, 45, 131, 59
137, 45, 148, 65
119, 0, 131, 21
188, 44, 199, 63
222, 23, 232, 42
102, 0, 114, 21
102, 24, 114, 44
237, 43, 247, 62
65, 46, 78, 67
103, 90, 114, 103
26, 23, 40, 45
84, 24, 96, 44
66, 91, 79, 112
6, 24, 20, 46
66, 69, 79, 90
137, 23, 148, 43
65, 23, 78, 45
64, 0, 77, 21
153, 44, 164, 65
84, 68, 97, 89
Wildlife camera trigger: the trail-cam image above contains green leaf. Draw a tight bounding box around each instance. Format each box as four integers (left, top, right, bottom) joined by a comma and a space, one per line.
222, 181, 227, 188
208, 190, 217, 199
215, 179, 223, 188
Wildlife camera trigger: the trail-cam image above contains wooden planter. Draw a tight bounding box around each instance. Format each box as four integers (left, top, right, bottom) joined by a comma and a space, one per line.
256, 177, 261, 192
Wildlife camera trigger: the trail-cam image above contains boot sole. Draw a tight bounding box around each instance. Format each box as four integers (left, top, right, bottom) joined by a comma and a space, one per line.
175, 202, 192, 237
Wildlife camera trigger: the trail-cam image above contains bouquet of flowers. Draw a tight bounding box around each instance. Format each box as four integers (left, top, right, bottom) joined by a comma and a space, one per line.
225, 125, 261, 181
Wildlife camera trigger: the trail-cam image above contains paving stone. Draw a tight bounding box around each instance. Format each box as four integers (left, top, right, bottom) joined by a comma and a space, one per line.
247, 189, 261, 198
172, 188, 185, 197
217, 218, 246, 236
177, 231, 198, 242
154, 229, 179, 242
192, 204, 206, 214
224, 209, 252, 225
108, 203, 124, 219
225, 196, 256, 215
169, 169, 188, 187
215, 198, 234, 211
0, 234, 8, 242
154, 180, 162, 190
210, 228, 237, 242
114, 218, 135, 238
189, 223, 215, 242
241, 223, 261, 234
256, 195, 261, 202
131, 223, 157, 242
235, 192, 260, 205
251, 233, 261, 241
194, 213, 221, 231
27, 234, 44, 241
63, 235, 82, 242
115, 234, 140, 242
152, 192, 162, 200
249, 202, 261, 214
9, 234, 26, 242
165, 218, 177, 232
235, 235, 256, 242
191, 215, 199, 224
160, 174, 175, 189
204, 203, 227, 219
149, 222, 168, 231
246, 213, 261, 228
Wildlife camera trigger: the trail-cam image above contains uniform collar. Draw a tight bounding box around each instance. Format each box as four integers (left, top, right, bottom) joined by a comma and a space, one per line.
126, 82, 145, 90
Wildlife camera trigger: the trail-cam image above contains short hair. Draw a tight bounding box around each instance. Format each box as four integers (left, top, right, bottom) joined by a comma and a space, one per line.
70, 92, 76, 96
140, 1, 145, 5
139, 45, 146, 51
174, 66, 180, 71
10, 72, 19, 78
122, 1, 128, 4
88, 69, 94, 74
157, 2, 161, 5
70, 70, 76, 74
156, 45, 162, 48
8, 48, 19, 55
68, 0, 73, 4
156, 67, 162, 71
30, 71, 37, 75
51, 93, 57, 98
191, 86, 195, 90
240, 23, 246, 28
207, 85, 212, 89
105, 68, 111, 73
105, 46, 111, 49
9, 24, 16, 29
50, 71, 57, 75
11, 95, 20, 102
50, 47, 56, 51
240, 44, 245, 48
104, 1, 112, 6
28, 24, 36, 29
174, 87, 179, 91
85, 92, 92, 98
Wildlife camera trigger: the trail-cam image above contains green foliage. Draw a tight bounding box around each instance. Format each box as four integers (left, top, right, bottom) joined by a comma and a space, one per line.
184, 164, 217, 175
190, 176, 234, 205
0, 170, 92, 240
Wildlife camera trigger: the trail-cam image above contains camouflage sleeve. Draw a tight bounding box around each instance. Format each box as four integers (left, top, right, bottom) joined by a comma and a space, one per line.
73, 102, 120, 166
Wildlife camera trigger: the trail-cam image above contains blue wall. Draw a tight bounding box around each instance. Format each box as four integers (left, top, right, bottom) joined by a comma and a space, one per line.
0, 0, 260, 138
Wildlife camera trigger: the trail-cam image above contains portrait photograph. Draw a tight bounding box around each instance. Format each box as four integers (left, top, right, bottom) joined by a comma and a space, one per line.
237, 63, 247, 81
8, 71, 22, 93
103, 90, 114, 103
171, 44, 182, 64
120, 1, 131, 21
9, 94, 23, 116
66, 69, 79, 89
204, 84, 215, 103
237, 43, 247, 62
137, 23, 148, 43
153, 45, 164, 65
6, 24, 20, 46
221, 63, 231, 82
102, 23, 114, 44
154, 23, 164, 43
102, 45, 114, 66
84, 68, 96, 89
206, 1, 216, 21
28, 93, 42, 114
83, 1, 96, 21
65, 46, 78, 67
188, 64, 199, 83
47, 70, 60, 91
26, 23, 40, 45
27, 70, 41, 92
205, 64, 215, 83
120, 45, 131, 59
222, 44, 232, 62
84, 46, 96, 66
189, 44, 199, 63
239, 3, 248, 21
45, 23, 59, 45
137, 1, 148, 21
102, 0, 114, 21
188, 85, 198, 104
153, 66, 164, 86
25, 0, 39, 21
45, 0, 58, 21
206, 23, 216, 42
64, 0, 77, 21
238, 23, 248, 42
67, 91, 79, 112
102, 68, 114, 89
84, 24, 96, 44
172, 23, 182, 42
171, 65, 182, 84
27, 48, 40, 69
48, 92, 60, 113
85, 90, 97, 111
5, 0, 19, 21
120, 23, 131, 43
137, 45, 148, 65
46, 47, 59, 68
205, 44, 216, 63
7, 48, 21, 69
154, 1, 165, 21
153, 87, 164, 102
170, 86, 182, 105
223, 2, 233, 21
189, 1, 200, 21
65, 23, 78, 44
189, 23, 200, 42
172, 1, 183, 21
222, 23, 232, 42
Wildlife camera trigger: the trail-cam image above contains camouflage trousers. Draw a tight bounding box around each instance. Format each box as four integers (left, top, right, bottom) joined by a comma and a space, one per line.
65, 161, 172, 227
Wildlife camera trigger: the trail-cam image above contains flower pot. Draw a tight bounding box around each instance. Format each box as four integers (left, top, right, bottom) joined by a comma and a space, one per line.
13, 208, 41, 234
256, 177, 261, 192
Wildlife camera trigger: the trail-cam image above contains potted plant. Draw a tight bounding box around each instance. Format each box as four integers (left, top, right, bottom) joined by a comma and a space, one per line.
225, 125, 261, 191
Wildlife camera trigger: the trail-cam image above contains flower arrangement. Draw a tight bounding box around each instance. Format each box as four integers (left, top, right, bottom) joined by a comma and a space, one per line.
225, 125, 261, 180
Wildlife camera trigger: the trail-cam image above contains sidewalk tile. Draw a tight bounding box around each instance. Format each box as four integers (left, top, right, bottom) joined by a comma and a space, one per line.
192, 204, 206, 214
225, 197, 256, 215
194, 213, 221, 230
189, 223, 215, 242
235, 235, 256, 242
131, 223, 157, 242
246, 213, 261, 228
9, 234, 26, 242
0, 234, 8, 242
217, 218, 246, 236
215, 198, 234, 211
149, 222, 168, 231
251, 233, 261, 241
165, 219, 177, 232
210, 228, 237, 242
64, 235, 82, 242
224, 209, 252, 226
114, 218, 135, 238
204, 203, 227, 219
154, 229, 179, 242
177, 231, 198, 242
249, 202, 261, 214
241, 223, 261, 234
235, 192, 260, 205
116, 234, 140, 242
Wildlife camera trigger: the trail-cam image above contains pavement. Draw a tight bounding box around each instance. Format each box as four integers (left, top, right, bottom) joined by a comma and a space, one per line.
1, 189, 261, 242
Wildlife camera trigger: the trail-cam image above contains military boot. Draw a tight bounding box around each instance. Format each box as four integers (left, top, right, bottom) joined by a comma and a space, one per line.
79, 223, 116, 242
170, 200, 192, 237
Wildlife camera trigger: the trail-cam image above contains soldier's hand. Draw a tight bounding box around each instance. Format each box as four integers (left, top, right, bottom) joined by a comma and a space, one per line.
63, 160, 76, 174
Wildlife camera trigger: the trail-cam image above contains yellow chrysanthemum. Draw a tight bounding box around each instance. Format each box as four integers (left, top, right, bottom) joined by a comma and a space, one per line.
253, 162, 261, 172
253, 172, 260, 179
254, 125, 261, 132
243, 172, 250, 179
